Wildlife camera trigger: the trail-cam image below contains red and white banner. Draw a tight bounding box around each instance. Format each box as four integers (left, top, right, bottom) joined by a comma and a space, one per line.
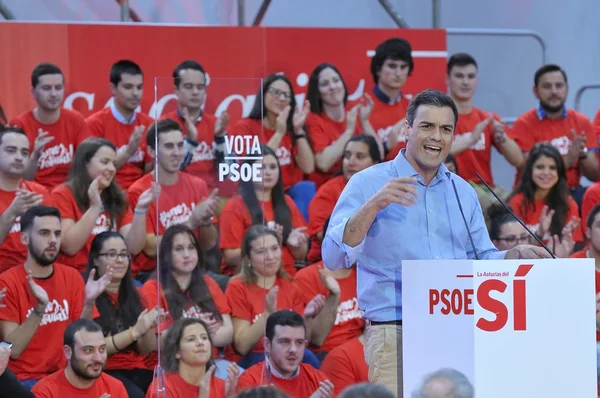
0, 22, 447, 122
402, 259, 597, 398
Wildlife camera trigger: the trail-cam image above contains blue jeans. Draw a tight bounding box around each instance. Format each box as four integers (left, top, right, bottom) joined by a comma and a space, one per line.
286, 181, 316, 221
20, 378, 39, 390
237, 348, 321, 370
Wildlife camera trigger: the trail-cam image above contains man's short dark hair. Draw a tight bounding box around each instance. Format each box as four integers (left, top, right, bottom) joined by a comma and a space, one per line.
0, 127, 27, 147
146, 118, 183, 150
31, 63, 63, 88
173, 60, 206, 88
110, 60, 143, 86
370, 38, 414, 84
534, 64, 567, 87
64, 319, 103, 350
20, 206, 61, 233
265, 310, 306, 342
587, 204, 600, 230
406, 89, 459, 128
447, 53, 478, 75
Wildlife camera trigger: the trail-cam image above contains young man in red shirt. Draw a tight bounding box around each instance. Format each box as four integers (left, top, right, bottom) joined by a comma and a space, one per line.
31, 319, 127, 397
368, 38, 413, 161
511, 64, 598, 205
237, 310, 334, 397
86, 60, 153, 189
0, 128, 53, 273
446, 53, 523, 211
10, 63, 89, 190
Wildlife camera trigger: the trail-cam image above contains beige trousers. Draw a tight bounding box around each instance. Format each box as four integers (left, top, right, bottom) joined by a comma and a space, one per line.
364, 323, 403, 397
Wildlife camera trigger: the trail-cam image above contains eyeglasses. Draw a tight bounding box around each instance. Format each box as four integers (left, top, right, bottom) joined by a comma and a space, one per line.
496, 235, 531, 245
267, 86, 292, 100
97, 252, 133, 261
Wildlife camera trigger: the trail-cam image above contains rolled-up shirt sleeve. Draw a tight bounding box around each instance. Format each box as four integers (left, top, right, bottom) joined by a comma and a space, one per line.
322, 174, 368, 270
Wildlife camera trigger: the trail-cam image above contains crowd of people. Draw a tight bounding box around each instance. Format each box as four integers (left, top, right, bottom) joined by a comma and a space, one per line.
0, 35, 599, 398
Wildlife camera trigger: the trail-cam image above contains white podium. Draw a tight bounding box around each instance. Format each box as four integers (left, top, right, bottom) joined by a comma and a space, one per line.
401, 259, 597, 398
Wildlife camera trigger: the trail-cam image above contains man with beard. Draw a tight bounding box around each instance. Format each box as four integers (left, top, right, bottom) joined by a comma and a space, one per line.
86, 60, 153, 190
237, 310, 334, 397
0, 127, 53, 273
511, 64, 598, 204
31, 319, 127, 397
0, 206, 108, 389
10, 63, 89, 190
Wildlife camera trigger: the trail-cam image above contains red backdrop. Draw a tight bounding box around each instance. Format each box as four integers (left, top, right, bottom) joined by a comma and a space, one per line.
0, 22, 447, 122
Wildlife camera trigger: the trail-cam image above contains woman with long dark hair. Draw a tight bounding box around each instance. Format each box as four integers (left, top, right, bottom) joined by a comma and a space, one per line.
230, 74, 316, 219
220, 145, 308, 277
51, 137, 155, 271
508, 142, 582, 248
305, 63, 382, 187
146, 318, 239, 398
139, 224, 233, 373
87, 231, 162, 397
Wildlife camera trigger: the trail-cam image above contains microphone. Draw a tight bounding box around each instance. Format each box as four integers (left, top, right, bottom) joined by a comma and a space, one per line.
474, 172, 556, 259
451, 179, 480, 260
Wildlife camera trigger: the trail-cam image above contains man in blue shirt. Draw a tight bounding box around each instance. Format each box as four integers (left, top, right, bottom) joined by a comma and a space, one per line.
322, 89, 551, 397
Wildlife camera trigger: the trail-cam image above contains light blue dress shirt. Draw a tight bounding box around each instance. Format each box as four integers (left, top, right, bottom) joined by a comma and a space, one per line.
322, 149, 506, 322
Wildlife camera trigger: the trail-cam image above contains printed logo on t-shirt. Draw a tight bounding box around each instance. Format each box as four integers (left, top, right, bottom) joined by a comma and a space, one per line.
38, 144, 74, 170
377, 126, 406, 144
9, 216, 21, 234
27, 299, 70, 326
118, 145, 145, 163
192, 141, 215, 162
334, 297, 363, 325
276, 146, 292, 166
159, 202, 194, 229
92, 214, 114, 235
550, 135, 570, 156
466, 132, 486, 151
182, 305, 203, 319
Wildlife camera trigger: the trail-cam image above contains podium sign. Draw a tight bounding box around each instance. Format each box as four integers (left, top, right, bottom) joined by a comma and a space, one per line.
402, 259, 597, 398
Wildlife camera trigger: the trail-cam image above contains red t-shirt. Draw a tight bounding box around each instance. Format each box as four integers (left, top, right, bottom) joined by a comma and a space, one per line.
593, 109, 600, 141
510, 108, 596, 188
230, 118, 303, 190
508, 192, 583, 242
454, 108, 504, 185
10, 108, 89, 190
32, 369, 128, 398
127, 172, 210, 273
86, 107, 153, 189
320, 337, 368, 396
306, 176, 346, 263
0, 181, 52, 273
146, 372, 226, 398
237, 362, 330, 397
294, 263, 363, 353
225, 277, 304, 354
582, 182, 600, 235
0, 264, 85, 380
219, 194, 306, 277
305, 111, 360, 188
367, 95, 410, 161
51, 184, 134, 272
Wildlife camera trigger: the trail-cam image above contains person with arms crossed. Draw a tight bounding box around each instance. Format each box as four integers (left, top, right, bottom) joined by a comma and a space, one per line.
31, 319, 128, 397
322, 89, 552, 397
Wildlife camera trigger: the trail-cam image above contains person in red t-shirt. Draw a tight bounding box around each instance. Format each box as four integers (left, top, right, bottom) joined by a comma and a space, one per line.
139, 225, 233, 371
51, 137, 155, 272
305, 63, 383, 188
146, 318, 239, 398
225, 225, 330, 370
367, 38, 413, 161
446, 53, 523, 197
231, 74, 315, 220
320, 333, 368, 396
31, 319, 128, 397
86, 60, 153, 190
0, 206, 109, 388
220, 145, 308, 277
508, 143, 582, 254
307, 135, 381, 263
10, 63, 89, 190
236, 310, 334, 397
88, 231, 165, 398
510, 64, 598, 204
0, 128, 53, 273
